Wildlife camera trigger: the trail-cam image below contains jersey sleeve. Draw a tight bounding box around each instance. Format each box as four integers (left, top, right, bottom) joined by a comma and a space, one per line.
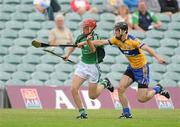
149, 11, 158, 23
132, 11, 139, 25
108, 37, 117, 45
133, 39, 145, 48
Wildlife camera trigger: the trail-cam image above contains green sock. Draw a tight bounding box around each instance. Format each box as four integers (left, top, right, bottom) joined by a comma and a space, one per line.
99, 79, 108, 88
79, 108, 86, 116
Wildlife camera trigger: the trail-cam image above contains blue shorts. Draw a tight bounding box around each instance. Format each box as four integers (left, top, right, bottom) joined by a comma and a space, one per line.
124, 64, 150, 88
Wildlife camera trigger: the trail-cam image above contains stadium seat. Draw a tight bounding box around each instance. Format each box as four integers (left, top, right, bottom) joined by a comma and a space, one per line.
41, 54, 61, 64
24, 21, 41, 30
100, 13, 116, 23
45, 79, 63, 86
13, 38, 31, 47
159, 79, 177, 87
175, 47, 180, 55
105, 45, 119, 56
129, 30, 146, 39
37, 29, 49, 39
156, 47, 174, 56
146, 55, 153, 64
168, 22, 180, 31
25, 79, 43, 86
157, 23, 168, 31
12, 71, 30, 81
5, 21, 24, 30
115, 55, 129, 64
0, 72, 11, 81
172, 13, 180, 22
163, 72, 180, 81
156, 13, 171, 23
0, 38, 13, 47
9, 46, 27, 55
167, 63, 180, 73
96, 30, 110, 39
103, 55, 116, 64
106, 72, 122, 81
18, 29, 36, 38
31, 71, 49, 81
73, 30, 81, 39
149, 63, 166, 73
4, 55, 22, 64
97, 21, 114, 31
0, 22, 5, 30
154, 55, 172, 64
41, 21, 55, 30
160, 38, 178, 48
0, 47, 8, 56
0, 4, 15, 13
27, 47, 45, 56
63, 79, 72, 86
149, 79, 158, 87
65, 12, 81, 22
0, 63, 16, 73
65, 21, 79, 31
92, 0, 104, 5
0, 56, 3, 64
11, 12, 28, 21
55, 64, 74, 73
6, 79, 25, 86
172, 55, 180, 63
17, 63, 35, 73
99, 64, 111, 73
146, 30, 163, 39
16, 5, 34, 13
23, 55, 41, 64
0, 13, 11, 21
57, 0, 71, 13
29, 12, 46, 22
164, 30, 180, 39
150, 72, 162, 81
1, 29, 18, 38
177, 81, 180, 87
143, 38, 160, 48
36, 64, 54, 73
82, 13, 100, 22
4, 0, 20, 4
50, 72, 69, 81
109, 79, 119, 87
111, 64, 127, 73
72, 48, 81, 56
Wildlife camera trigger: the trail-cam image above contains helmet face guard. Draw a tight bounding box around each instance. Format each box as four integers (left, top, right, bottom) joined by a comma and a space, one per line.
80, 18, 96, 36
114, 22, 128, 40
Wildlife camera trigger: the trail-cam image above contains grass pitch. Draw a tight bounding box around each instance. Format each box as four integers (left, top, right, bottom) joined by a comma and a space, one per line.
0, 109, 179, 127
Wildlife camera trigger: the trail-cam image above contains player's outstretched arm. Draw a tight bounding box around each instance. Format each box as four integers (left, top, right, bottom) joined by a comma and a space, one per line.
77, 39, 109, 48
141, 44, 166, 64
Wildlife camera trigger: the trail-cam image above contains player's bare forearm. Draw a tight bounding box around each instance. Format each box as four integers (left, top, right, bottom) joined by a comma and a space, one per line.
65, 47, 75, 57
87, 40, 96, 53
141, 44, 165, 64
91, 40, 109, 46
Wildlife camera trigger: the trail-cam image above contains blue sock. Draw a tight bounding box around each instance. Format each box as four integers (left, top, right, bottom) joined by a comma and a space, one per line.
153, 86, 161, 94
123, 108, 131, 115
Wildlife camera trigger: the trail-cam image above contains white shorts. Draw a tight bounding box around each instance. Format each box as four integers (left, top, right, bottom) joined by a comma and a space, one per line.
74, 61, 101, 83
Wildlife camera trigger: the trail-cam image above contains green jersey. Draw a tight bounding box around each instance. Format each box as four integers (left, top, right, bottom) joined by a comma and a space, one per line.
75, 32, 104, 64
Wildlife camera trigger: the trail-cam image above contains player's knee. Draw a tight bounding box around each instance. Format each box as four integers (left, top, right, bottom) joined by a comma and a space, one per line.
118, 86, 125, 94
71, 86, 78, 95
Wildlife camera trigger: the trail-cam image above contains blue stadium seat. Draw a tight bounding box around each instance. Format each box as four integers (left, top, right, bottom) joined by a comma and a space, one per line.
55, 64, 74, 73
9, 46, 27, 55
111, 64, 128, 73
23, 55, 41, 64
6, 79, 25, 86
0, 47, 8, 56
24, 21, 41, 30
99, 64, 111, 73
11, 12, 28, 21
160, 38, 178, 48
18, 29, 36, 38
167, 63, 180, 73
143, 38, 160, 48
41, 21, 55, 30
0, 72, 11, 81
45, 79, 63, 86
4, 55, 22, 64
50, 72, 69, 81
13, 38, 31, 47
150, 63, 166, 73
1, 29, 18, 38
163, 72, 180, 82
0, 38, 13, 47
159, 79, 177, 87
5, 21, 23, 30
